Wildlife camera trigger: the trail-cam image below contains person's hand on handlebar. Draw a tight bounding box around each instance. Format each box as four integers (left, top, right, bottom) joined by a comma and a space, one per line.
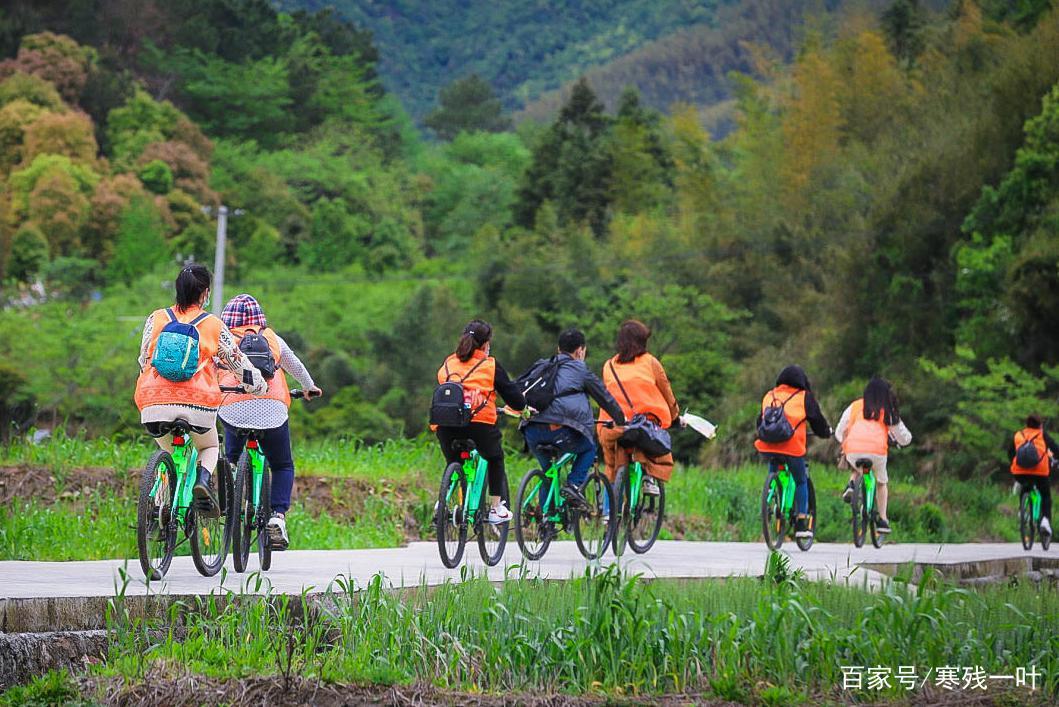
305, 386, 323, 400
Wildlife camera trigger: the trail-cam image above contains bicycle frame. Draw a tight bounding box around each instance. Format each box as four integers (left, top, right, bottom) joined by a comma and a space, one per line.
863, 468, 877, 516
447, 449, 490, 524
1029, 486, 1042, 523
521, 452, 576, 521
767, 464, 796, 516
150, 433, 198, 525
244, 438, 267, 509
627, 461, 644, 512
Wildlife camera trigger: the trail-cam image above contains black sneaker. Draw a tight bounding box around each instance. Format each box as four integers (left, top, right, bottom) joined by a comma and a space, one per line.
876, 518, 892, 534
841, 481, 854, 504
794, 515, 813, 539
560, 482, 589, 510
192, 467, 221, 519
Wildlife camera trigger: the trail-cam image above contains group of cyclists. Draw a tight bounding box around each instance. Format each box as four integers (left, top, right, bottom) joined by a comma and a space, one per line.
133, 264, 1054, 554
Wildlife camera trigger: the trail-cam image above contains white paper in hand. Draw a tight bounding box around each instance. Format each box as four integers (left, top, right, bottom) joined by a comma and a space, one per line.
680, 412, 716, 439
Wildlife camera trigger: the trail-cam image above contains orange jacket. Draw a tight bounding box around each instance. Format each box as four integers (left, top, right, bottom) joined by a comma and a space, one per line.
599, 353, 679, 429
754, 385, 808, 457
842, 398, 889, 457
134, 305, 224, 411
1011, 428, 1050, 477
218, 326, 290, 408
437, 350, 497, 425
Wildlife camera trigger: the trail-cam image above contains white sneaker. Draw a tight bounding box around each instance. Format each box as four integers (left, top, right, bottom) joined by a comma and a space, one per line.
267, 513, 289, 550
643, 477, 661, 496
487, 501, 512, 524
1041, 517, 1052, 536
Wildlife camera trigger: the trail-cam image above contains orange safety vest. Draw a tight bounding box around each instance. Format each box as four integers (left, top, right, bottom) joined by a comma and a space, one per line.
437, 350, 497, 425
754, 384, 808, 457
1011, 428, 1050, 477
134, 305, 224, 411
842, 398, 889, 457
600, 354, 674, 429
218, 326, 290, 408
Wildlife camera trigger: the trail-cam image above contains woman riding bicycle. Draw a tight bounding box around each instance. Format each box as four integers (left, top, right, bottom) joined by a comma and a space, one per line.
834, 377, 911, 534
753, 365, 831, 539
217, 294, 322, 551
597, 320, 680, 493
1007, 413, 1057, 539
434, 319, 525, 523
134, 265, 266, 517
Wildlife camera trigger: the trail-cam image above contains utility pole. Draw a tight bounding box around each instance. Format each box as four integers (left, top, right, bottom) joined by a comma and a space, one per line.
212, 205, 228, 315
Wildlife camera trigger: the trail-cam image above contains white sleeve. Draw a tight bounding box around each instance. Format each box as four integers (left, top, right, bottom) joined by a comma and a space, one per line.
276, 335, 316, 389
216, 322, 267, 394
137, 314, 154, 371
834, 404, 853, 443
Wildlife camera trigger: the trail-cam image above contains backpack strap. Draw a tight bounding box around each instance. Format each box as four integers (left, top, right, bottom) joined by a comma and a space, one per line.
164, 307, 177, 323
188, 312, 211, 328
609, 360, 635, 411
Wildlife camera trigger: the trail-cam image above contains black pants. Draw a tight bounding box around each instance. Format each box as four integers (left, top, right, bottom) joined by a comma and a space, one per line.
436, 423, 506, 496
1016, 475, 1052, 521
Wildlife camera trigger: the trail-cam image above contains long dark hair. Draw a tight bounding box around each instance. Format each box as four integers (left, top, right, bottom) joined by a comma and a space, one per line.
615, 320, 650, 363
175, 264, 211, 312
456, 319, 492, 362
775, 365, 812, 393
863, 377, 900, 426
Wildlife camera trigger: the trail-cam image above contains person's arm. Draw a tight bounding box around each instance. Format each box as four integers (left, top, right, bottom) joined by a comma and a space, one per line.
493, 362, 525, 410
137, 314, 154, 371
1044, 431, 1059, 456
216, 323, 267, 394
804, 391, 832, 439
834, 405, 852, 443
1005, 437, 1017, 460
584, 370, 626, 425
889, 419, 912, 447
650, 356, 680, 420
276, 334, 320, 394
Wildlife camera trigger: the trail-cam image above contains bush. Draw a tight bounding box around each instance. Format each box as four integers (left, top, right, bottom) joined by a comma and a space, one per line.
137, 159, 173, 194
5, 222, 49, 282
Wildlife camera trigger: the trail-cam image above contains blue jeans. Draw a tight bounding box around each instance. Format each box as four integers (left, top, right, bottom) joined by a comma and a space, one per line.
223, 421, 295, 514
523, 424, 596, 508
767, 454, 808, 516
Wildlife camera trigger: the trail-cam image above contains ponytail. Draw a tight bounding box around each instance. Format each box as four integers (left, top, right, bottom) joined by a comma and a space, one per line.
456, 319, 492, 362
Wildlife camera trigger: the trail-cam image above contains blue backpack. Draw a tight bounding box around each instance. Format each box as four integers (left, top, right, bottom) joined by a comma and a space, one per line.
151, 308, 210, 382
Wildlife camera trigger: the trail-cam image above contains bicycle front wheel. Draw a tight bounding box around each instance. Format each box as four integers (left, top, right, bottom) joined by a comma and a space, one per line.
761, 470, 785, 550
190, 459, 234, 577
629, 476, 665, 554
796, 477, 816, 552
231, 450, 252, 573
1019, 491, 1034, 551
851, 478, 866, 548
477, 473, 509, 566
514, 469, 552, 560
573, 469, 616, 560
437, 463, 468, 568
137, 450, 177, 581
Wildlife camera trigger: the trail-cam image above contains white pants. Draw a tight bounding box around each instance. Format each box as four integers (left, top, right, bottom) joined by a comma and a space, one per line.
846, 453, 889, 483
154, 426, 220, 473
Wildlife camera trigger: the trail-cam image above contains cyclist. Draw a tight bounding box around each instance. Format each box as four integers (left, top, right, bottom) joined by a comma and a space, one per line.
754, 365, 831, 539
834, 377, 911, 534
434, 319, 525, 523
134, 265, 266, 517
217, 294, 323, 551
520, 328, 626, 508
1007, 414, 1057, 539
597, 320, 680, 494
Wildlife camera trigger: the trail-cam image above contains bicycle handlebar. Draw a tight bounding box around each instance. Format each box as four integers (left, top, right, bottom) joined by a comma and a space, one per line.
219, 385, 309, 400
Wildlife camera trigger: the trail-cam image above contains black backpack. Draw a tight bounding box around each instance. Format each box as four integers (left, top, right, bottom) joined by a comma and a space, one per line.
429, 358, 488, 427
239, 328, 276, 380
517, 356, 572, 412
756, 390, 804, 444
1016, 431, 1043, 469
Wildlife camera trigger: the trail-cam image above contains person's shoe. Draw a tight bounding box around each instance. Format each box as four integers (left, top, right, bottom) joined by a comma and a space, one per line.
876, 518, 892, 534
487, 501, 512, 524
842, 481, 854, 504
1040, 517, 1052, 537
267, 512, 289, 550
192, 467, 221, 519
794, 515, 813, 539
643, 476, 661, 496
560, 482, 589, 510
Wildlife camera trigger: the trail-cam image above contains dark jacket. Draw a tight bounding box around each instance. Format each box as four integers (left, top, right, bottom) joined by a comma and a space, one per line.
522, 353, 626, 442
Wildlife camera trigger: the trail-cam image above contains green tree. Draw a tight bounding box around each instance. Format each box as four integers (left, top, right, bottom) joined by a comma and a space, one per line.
424, 74, 511, 140
881, 0, 926, 65
106, 197, 168, 286
0, 362, 34, 443
137, 159, 174, 195
6, 222, 49, 283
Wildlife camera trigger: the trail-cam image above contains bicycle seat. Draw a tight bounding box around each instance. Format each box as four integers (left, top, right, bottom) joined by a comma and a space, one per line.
145, 418, 210, 438
451, 439, 477, 454
535, 443, 562, 459
854, 458, 874, 470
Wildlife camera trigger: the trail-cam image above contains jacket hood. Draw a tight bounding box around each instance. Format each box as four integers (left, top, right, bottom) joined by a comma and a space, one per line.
776, 365, 811, 392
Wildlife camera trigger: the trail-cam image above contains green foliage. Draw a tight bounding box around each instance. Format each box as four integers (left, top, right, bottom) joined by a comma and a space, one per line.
881, 0, 927, 65
0, 361, 34, 442
106, 197, 168, 287
137, 159, 173, 195
0, 70, 64, 110
6, 222, 49, 282
424, 74, 511, 140
105, 88, 200, 166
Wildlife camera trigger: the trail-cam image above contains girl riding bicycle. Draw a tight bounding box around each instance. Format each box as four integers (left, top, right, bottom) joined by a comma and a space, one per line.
834, 377, 912, 534
134, 265, 266, 517
1007, 414, 1057, 539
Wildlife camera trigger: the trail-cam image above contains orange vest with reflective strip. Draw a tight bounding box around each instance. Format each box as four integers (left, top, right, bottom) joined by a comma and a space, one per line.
1011, 428, 1050, 477
842, 398, 889, 457
218, 326, 290, 408
754, 385, 808, 457
600, 354, 674, 429
437, 351, 497, 425
134, 306, 224, 411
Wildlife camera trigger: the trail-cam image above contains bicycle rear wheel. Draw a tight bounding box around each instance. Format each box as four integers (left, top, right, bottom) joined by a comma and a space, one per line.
796, 477, 816, 552
231, 450, 252, 573
514, 469, 552, 560
437, 463, 468, 568
257, 459, 272, 571
869, 511, 885, 548
1019, 491, 1034, 551
477, 473, 509, 566
761, 470, 785, 550
851, 478, 866, 548
573, 470, 616, 560
137, 450, 177, 581
611, 466, 632, 557
190, 459, 234, 577
629, 476, 665, 554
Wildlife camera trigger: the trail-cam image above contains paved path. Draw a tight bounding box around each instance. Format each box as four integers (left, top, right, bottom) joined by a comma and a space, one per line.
0, 541, 1052, 599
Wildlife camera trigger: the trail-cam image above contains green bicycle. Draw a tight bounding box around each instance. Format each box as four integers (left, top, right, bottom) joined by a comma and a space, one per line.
1018, 481, 1051, 551
513, 444, 616, 561
611, 458, 665, 557
136, 420, 235, 580
850, 459, 884, 548
760, 459, 816, 552
435, 439, 509, 568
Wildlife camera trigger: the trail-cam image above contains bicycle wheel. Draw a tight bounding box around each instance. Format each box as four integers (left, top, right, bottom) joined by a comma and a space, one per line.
629, 476, 665, 554
137, 450, 177, 581
190, 459, 234, 577
796, 477, 816, 552
231, 450, 252, 573
851, 478, 866, 548
258, 459, 272, 571
1019, 491, 1034, 551
869, 511, 885, 549
437, 463, 468, 568
761, 470, 785, 550
514, 469, 552, 560
574, 469, 616, 560
611, 466, 632, 557
1042, 519, 1052, 551
477, 473, 509, 566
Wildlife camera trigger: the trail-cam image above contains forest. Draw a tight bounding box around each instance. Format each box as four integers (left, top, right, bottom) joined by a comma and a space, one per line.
0, 0, 1057, 482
